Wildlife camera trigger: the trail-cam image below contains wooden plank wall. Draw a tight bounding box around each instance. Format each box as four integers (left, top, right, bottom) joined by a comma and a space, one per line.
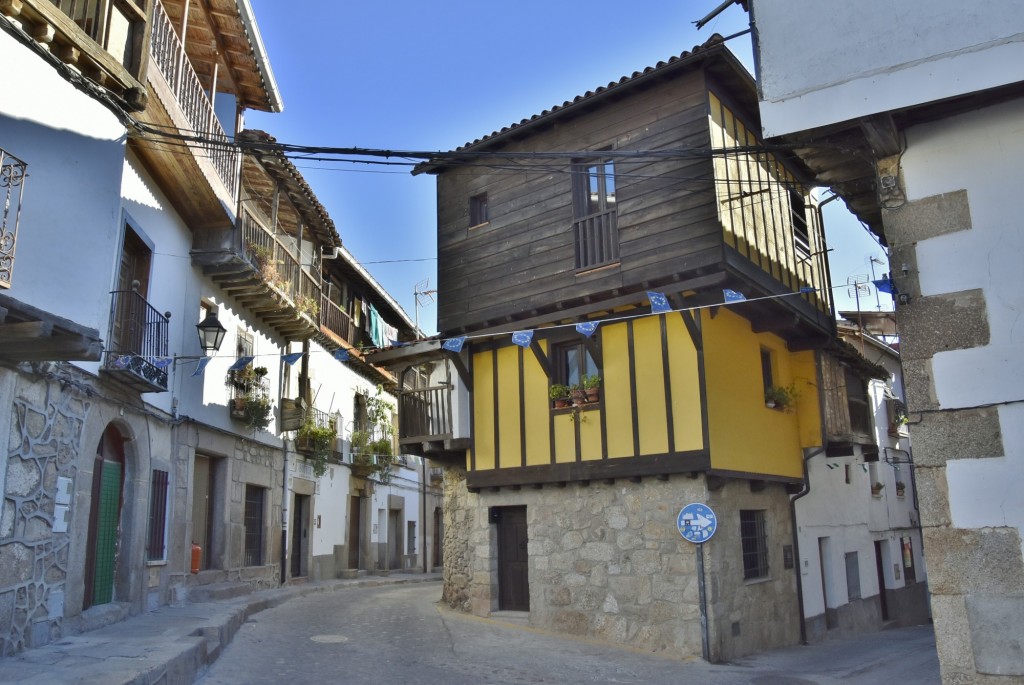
821, 353, 851, 438
436, 70, 720, 333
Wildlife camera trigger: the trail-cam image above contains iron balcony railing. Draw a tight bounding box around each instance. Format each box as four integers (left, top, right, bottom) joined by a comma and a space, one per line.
573, 208, 618, 271
149, 0, 239, 194
104, 289, 170, 392
399, 385, 452, 444
303, 406, 336, 430
0, 147, 28, 289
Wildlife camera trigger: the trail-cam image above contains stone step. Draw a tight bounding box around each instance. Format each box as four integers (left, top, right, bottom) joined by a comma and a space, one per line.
188, 581, 254, 603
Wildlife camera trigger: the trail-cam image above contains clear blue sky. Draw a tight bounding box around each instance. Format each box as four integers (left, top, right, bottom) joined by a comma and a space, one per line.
246, 1, 890, 336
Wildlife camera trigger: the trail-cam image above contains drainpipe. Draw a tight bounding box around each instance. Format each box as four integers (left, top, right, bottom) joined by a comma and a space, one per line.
789, 352, 829, 645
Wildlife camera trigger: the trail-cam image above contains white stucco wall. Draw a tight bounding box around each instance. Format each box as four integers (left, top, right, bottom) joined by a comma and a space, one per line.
753, 0, 1024, 137
898, 99, 1024, 551
0, 31, 127, 345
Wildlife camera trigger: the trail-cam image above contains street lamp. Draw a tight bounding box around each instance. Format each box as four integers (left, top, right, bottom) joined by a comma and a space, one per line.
196, 310, 227, 354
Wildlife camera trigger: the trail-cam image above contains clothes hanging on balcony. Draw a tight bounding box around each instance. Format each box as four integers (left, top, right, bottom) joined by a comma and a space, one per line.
368, 304, 385, 349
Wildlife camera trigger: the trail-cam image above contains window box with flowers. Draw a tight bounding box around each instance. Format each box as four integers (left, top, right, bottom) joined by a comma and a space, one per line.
226, 365, 272, 431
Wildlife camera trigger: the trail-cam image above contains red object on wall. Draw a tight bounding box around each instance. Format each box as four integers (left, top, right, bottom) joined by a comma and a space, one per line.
191, 542, 202, 574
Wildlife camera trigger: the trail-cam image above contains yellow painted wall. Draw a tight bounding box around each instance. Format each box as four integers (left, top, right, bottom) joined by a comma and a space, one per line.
473, 351, 495, 470
702, 308, 819, 479
470, 314, 704, 474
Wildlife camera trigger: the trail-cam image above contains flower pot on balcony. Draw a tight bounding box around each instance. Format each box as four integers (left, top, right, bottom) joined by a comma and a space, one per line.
230, 397, 247, 420
350, 462, 376, 478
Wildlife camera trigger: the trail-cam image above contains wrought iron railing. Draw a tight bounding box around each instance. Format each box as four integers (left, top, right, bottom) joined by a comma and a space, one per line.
149, 0, 239, 193
399, 385, 452, 443
573, 208, 618, 271
105, 290, 170, 390
303, 406, 337, 431
0, 148, 28, 289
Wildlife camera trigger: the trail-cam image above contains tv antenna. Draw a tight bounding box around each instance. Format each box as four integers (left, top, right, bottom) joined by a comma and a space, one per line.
413, 278, 436, 333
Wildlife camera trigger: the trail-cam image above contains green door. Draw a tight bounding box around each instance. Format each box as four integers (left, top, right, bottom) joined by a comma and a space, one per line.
91, 460, 123, 606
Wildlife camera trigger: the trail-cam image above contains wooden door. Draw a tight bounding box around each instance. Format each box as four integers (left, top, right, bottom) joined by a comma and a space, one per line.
191, 455, 213, 570
347, 496, 361, 569
388, 509, 402, 570
874, 540, 890, 621
112, 228, 151, 353
84, 426, 125, 609
497, 506, 529, 611
291, 495, 309, 578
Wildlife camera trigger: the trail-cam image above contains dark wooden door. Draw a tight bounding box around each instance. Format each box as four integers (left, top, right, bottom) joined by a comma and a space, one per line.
497, 506, 529, 611
874, 540, 890, 621
347, 496, 361, 569
291, 495, 309, 578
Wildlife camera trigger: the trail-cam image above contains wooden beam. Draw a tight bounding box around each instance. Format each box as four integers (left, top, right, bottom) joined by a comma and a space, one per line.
0, 321, 53, 341
0, 335, 102, 362
859, 113, 901, 159
528, 338, 553, 378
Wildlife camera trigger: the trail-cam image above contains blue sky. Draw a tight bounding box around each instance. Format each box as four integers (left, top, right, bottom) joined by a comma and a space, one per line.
246, 1, 890, 335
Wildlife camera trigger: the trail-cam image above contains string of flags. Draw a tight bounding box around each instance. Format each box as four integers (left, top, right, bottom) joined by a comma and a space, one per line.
112, 284, 830, 377
436, 286, 820, 353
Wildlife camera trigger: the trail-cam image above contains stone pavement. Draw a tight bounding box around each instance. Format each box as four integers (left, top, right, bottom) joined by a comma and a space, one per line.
0, 573, 443, 685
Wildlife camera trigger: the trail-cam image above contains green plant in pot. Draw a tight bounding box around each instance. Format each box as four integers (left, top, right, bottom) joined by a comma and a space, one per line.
549, 383, 571, 408
764, 382, 799, 411
348, 386, 396, 484
581, 374, 601, 402
296, 418, 337, 477
227, 365, 272, 430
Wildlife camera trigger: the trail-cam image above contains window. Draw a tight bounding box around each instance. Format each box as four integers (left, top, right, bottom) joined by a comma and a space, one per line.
790, 188, 811, 257
554, 342, 599, 388
760, 348, 774, 396
243, 485, 265, 566
470, 193, 489, 226
145, 469, 170, 562
901, 536, 917, 584
845, 368, 872, 435
740, 510, 769, 580
408, 521, 416, 554
571, 158, 619, 270
844, 551, 861, 600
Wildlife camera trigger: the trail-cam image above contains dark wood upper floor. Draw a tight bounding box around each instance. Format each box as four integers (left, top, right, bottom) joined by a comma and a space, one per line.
422, 39, 833, 349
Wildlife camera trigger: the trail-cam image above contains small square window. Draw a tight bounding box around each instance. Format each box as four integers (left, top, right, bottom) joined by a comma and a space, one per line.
470, 193, 489, 226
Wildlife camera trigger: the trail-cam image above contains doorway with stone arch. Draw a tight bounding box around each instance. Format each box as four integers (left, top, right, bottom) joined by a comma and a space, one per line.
83, 424, 127, 609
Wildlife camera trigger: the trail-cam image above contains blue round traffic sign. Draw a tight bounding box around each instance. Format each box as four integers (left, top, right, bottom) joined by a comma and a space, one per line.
677, 503, 717, 544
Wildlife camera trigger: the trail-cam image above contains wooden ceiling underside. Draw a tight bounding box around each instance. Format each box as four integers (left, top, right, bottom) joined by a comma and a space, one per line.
160, 0, 273, 111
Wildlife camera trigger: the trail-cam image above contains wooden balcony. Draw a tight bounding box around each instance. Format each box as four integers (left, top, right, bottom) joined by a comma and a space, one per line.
199, 206, 321, 341
399, 385, 453, 446
0, 0, 148, 109
101, 289, 170, 393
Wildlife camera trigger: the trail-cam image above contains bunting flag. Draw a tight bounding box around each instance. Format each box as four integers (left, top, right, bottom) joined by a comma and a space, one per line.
191, 357, 211, 377
647, 291, 672, 314
511, 330, 534, 348
228, 355, 254, 371
281, 352, 304, 366
333, 349, 350, 362
149, 357, 173, 369
799, 286, 817, 294
110, 354, 130, 369
442, 336, 466, 353
576, 321, 599, 338
389, 339, 407, 347
873, 278, 896, 295
723, 288, 747, 303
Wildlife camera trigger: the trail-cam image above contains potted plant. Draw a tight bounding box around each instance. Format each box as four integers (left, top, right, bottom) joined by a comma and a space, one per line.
295, 294, 319, 319
549, 383, 571, 409
347, 386, 396, 484
581, 374, 601, 403
296, 417, 338, 477
895, 481, 907, 497
765, 383, 799, 411
871, 481, 885, 496
226, 365, 272, 430
570, 383, 587, 406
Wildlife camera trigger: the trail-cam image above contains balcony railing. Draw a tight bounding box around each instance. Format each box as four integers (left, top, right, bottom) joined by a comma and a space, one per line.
0, 148, 28, 289
399, 385, 452, 444
320, 295, 359, 346
240, 206, 322, 314
149, 0, 239, 193
103, 290, 170, 392
573, 208, 618, 271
